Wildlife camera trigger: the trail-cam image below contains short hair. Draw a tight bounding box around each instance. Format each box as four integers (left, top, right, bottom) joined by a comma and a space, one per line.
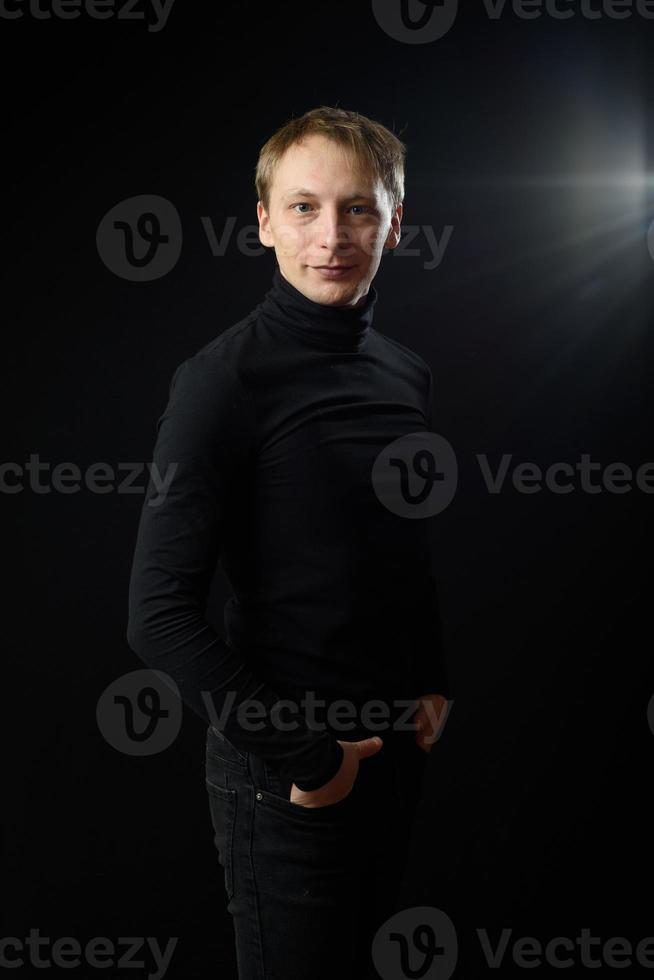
255, 105, 406, 214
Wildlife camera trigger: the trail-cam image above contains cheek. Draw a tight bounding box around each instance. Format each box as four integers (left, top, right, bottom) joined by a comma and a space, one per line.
274, 222, 305, 256
359, 225, 386, 254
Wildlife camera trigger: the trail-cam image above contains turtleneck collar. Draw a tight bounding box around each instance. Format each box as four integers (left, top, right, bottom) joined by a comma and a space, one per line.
257, 264, 378, 353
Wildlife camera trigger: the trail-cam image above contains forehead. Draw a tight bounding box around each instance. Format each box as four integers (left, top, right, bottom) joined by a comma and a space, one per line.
272, 134, 382, 200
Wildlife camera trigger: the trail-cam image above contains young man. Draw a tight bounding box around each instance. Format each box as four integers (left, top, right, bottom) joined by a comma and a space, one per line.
127, 105, 451, 980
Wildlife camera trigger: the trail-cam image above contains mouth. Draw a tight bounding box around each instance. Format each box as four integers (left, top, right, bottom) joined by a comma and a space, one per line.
311, 264, 355, 277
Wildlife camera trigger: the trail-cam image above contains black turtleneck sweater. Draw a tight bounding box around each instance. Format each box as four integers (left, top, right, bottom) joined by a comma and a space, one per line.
126, 266, 450, 790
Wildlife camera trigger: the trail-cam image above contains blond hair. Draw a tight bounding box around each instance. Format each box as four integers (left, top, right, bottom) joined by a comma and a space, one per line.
255, 105, 406, 214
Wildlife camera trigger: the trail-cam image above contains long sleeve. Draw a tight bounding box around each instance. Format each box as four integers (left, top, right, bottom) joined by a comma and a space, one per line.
126, 352, 344, 791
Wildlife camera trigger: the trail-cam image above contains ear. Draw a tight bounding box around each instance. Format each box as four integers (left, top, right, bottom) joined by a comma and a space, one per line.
383, 201, 403, 251
257, 201, 274, 247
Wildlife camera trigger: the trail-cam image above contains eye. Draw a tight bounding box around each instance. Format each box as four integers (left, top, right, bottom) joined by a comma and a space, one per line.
291, 202, 374, 215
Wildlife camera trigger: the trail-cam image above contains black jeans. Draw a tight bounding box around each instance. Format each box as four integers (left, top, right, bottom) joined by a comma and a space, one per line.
204, 722, 428, 980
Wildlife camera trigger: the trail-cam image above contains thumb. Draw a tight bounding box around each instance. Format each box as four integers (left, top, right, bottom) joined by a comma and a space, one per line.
355, 735, 384, 760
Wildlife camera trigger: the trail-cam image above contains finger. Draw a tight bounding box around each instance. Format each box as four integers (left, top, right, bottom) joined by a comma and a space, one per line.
355, 735, 383, 759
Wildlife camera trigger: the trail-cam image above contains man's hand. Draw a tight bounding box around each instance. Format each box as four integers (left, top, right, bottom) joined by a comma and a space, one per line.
413, 693, 449, 752
290, 736, 383, 809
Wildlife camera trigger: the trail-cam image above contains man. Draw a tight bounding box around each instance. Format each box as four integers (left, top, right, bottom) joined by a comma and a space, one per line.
127, 105, 451, 980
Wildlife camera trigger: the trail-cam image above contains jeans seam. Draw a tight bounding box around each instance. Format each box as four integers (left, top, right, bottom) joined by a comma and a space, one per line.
205, 778, 237, 902
246, 753, 267, 980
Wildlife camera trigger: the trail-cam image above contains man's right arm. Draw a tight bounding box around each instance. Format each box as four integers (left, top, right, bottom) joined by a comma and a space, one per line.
126, 351, 344, 791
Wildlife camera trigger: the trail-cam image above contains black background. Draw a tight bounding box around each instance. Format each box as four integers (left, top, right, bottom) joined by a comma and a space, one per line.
5, 2, 654, 977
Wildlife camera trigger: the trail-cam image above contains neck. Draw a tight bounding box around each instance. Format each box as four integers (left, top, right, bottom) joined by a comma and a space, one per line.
257, 263, 378, 353
278, 268, 369, 310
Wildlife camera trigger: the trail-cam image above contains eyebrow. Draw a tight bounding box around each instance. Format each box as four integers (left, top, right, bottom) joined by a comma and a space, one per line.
282, 188, 377, 203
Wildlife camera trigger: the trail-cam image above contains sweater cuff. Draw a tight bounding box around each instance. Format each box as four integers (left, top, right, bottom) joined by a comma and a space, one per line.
291, 738, 345, 792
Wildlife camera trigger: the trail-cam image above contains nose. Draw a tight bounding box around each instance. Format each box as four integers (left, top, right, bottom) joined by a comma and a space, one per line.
316, 207, 355, 257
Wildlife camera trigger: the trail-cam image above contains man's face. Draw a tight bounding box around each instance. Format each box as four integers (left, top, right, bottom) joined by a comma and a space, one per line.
257, 133, 402, 308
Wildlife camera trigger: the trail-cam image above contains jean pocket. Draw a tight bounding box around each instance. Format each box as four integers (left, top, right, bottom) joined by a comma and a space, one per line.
263, 789, 354, 819
205, 778, 237, 900
260, 766, 356, 820
206, 724, 248, 773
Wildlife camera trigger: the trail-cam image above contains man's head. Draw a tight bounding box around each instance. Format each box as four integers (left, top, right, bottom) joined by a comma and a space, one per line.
256, 106, 405, 308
